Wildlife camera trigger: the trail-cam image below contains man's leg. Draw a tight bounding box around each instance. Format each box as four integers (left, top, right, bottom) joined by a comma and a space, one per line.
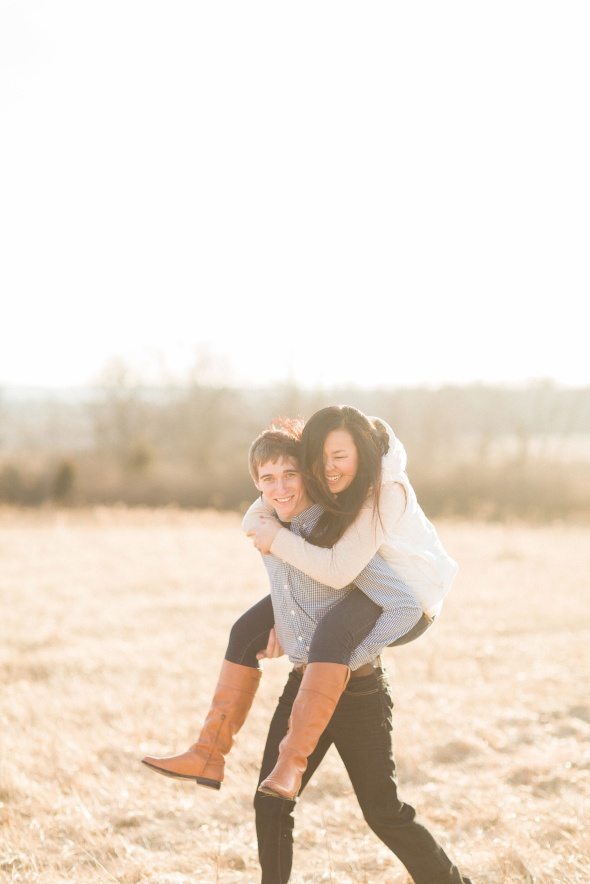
254, 670, 333, 884
330, 668, 472, 884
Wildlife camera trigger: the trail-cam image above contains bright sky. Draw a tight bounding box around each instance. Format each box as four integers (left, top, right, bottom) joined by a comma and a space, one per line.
1, 2, 589, 391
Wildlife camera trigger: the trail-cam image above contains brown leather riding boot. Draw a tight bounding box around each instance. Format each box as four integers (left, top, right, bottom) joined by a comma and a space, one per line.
141, 659, 262, 789
258, 662, 350, 800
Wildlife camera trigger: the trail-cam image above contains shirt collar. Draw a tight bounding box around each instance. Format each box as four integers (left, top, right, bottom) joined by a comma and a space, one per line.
289, 502, 324, 532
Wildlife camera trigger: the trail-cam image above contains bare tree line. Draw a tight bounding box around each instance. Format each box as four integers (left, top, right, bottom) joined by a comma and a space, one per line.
1, 369, 590, 519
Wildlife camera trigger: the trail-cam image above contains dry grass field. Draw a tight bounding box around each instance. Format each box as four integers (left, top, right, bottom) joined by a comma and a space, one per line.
1, 507, 589, 883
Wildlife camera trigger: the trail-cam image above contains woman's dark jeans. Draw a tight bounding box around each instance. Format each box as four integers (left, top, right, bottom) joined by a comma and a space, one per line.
254, 667, 471, 884
225, 589, 433, 669
225, 595, 276, 668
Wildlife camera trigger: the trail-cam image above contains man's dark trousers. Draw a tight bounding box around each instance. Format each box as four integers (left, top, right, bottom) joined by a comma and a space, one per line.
254, 666, 472, 884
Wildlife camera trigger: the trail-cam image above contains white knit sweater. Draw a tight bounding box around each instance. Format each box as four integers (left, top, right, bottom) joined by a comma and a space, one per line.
243, 420, 458, 617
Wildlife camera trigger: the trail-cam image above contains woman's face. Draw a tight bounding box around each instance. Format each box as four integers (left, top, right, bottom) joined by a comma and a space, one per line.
320, 428, 359, 494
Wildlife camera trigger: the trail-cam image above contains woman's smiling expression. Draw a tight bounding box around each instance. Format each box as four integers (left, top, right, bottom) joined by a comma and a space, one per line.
321, 429, 359, 494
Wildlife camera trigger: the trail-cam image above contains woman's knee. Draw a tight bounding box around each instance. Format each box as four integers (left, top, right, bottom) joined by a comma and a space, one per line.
226, 596, 274, 660
228, 610, 253, 645
309, 592, 381, 664
308, 612, 355, 661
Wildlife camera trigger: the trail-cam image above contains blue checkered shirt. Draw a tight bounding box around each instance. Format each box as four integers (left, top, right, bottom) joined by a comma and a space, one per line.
260, 503, 422, 670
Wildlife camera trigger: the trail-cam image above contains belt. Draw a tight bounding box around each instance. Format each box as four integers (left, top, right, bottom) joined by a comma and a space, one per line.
293, 656, 381, 679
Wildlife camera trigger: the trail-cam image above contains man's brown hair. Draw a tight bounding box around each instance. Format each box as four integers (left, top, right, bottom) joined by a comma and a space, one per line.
248, 418, 304, 482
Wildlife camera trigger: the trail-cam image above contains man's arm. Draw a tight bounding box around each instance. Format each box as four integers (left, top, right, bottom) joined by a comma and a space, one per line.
348, 554, 422, 669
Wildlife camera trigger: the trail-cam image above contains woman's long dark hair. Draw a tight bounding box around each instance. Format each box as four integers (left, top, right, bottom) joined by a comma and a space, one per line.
300, 405, 390, 548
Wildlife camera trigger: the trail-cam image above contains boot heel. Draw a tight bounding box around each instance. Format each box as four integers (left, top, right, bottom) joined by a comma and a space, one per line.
195, 777, 222, 790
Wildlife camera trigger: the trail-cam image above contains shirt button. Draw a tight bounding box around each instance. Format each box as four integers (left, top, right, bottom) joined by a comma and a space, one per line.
298, 636, 303, 641
291, 610, 295, 616
283, 584, 289, 590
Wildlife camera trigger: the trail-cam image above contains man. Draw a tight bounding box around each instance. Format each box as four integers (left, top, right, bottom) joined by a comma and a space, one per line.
246, 423, 472, 884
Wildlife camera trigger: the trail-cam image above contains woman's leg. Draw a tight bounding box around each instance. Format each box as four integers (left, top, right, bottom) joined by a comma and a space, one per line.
225, 594, 276, 667
141, 595, 275, 787
387, 612, 433, 647
308, 588, 383, 664
258, 589, 381, 800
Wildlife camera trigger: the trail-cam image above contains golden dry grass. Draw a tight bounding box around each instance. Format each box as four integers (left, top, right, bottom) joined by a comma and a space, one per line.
0, 507, 589, 883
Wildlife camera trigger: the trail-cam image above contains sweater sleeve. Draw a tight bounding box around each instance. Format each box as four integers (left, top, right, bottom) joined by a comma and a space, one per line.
269, 482, 406, 588
241, 496, 277, 534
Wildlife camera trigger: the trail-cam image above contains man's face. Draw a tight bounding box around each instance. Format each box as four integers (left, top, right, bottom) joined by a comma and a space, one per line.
255, 457, 311, 522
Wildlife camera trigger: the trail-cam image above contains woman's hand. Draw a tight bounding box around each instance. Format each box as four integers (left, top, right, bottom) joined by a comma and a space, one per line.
256, 626, 284, 660
247, 517, 283, 554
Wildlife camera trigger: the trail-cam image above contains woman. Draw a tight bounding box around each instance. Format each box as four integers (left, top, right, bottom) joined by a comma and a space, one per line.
142, 406, 457, 800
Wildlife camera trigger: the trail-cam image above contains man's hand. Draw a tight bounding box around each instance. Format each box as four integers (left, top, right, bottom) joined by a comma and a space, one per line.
256, 626, 284, 660
247, 517, 282, 554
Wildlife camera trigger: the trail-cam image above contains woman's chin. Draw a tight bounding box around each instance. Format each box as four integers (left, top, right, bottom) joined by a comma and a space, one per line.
328, 480, 351, 495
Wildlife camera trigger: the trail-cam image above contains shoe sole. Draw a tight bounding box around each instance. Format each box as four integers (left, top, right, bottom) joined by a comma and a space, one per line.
141, 760, 221, 790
